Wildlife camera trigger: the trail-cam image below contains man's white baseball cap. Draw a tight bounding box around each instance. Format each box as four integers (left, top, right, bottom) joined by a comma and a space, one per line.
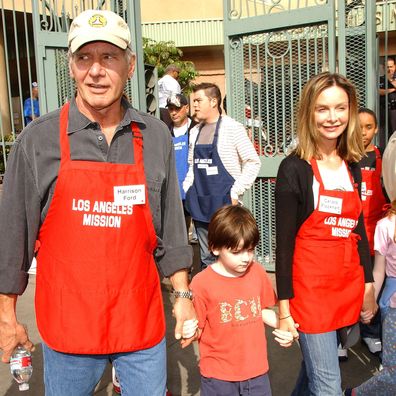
68, 9, 131, 53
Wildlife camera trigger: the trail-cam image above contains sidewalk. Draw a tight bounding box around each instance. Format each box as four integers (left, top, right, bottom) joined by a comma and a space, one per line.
0, 245, 381, 395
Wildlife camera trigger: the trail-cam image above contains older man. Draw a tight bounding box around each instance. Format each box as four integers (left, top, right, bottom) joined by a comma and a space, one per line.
0, 9, 194, 396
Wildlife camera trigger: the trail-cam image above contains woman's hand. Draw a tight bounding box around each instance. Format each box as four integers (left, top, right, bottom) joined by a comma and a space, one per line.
360, 309, 374, 324
279, 315, 299, 340
361, 283, 378, 318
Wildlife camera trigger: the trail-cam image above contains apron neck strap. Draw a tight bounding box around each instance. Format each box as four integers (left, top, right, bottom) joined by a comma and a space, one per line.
59, 102, 71, 165
131, 123, 143, 166
310, 158, 355, 188
310, 158, 323, 185
213, 116, 222, 145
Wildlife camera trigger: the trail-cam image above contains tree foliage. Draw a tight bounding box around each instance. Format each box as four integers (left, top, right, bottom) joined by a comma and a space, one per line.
143, 37, 198, 94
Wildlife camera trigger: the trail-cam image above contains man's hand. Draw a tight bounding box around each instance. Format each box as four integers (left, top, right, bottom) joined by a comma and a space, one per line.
0, 322, 33, 363
168, 270, 198, 348
172, 298, 197, 348
0, 294, 34, 363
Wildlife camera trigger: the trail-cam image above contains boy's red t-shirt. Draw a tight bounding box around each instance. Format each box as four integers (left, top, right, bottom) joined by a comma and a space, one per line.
190, 262, 277, 381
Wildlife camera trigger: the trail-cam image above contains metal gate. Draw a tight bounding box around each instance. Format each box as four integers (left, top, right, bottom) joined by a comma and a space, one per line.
223, 0, 377, 271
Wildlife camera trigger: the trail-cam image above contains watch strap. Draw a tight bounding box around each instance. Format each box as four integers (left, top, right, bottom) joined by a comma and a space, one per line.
173, 290, 193, 300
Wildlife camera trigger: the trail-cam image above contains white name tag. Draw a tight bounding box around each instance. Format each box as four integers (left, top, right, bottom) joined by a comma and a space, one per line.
197, 164, 209, 169
206, 166, 218, 176
318, 195, 342, 214
114, 185, 145, 205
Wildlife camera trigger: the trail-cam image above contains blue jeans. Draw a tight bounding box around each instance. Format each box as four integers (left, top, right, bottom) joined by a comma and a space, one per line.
194, 220, 216, 270
292, 331, 342, 396
42, 338, 166, 396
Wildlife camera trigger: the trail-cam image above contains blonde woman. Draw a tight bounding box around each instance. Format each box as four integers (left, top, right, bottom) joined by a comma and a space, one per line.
275, 72, 377, 395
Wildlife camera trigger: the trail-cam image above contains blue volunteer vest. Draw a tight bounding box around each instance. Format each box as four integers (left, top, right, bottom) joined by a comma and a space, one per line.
185, 117, 234, 223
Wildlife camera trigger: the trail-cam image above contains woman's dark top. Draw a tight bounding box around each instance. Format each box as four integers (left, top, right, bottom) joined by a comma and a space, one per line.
275, 154, 373, 300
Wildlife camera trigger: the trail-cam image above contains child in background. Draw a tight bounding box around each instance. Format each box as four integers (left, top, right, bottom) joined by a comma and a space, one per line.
346, 200, 396, 395
185, 205, 295, 396
358, 108, 388, 356
359, 108, 388, 257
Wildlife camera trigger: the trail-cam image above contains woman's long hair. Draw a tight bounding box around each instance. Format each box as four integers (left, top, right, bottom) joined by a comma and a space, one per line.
294, 72, 364, 162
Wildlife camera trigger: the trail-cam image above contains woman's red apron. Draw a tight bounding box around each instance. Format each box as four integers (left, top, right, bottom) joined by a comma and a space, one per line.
290, 159, 365, 333
361, 146, 387, 255
35, 103, 165, 354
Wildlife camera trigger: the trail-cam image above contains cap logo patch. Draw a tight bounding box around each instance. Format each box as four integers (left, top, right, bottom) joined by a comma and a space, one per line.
88, 14, 107, 28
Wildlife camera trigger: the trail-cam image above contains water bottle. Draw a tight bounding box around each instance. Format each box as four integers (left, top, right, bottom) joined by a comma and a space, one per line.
10, 345, 32, 391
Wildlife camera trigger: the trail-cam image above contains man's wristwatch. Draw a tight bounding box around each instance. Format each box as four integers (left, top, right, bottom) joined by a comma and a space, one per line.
173, 290, 193, 300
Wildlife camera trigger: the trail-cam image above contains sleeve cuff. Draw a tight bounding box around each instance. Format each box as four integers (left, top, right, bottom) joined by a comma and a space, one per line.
156, 245, 193, 277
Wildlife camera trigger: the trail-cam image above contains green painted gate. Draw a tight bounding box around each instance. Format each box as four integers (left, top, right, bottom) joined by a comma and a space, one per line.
223, 0, 377, 271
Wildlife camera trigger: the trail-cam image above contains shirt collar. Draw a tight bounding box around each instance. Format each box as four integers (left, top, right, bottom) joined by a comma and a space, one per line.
66, 96, 146, 134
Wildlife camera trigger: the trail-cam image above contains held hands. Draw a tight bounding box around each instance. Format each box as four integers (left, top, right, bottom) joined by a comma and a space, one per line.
278, 315, 299, 339
182, 319, 199, 339
360, 283, 378, 323
172, 298, 198, 349
360, 309, 374, 324
272, 328, 296, 348
273, 314, 300, 348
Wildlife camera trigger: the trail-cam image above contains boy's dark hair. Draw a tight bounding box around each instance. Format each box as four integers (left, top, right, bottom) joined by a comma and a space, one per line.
208, 205, 259, 252
192, 82, 222, 113
358, 107, 378, 128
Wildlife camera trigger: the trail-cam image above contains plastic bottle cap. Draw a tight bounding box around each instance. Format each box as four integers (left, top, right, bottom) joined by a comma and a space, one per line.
19, 383, 29, 391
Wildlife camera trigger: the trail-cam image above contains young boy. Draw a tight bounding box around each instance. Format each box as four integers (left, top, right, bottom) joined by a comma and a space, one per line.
358, 108, 388, 356
184, 205, 294, 396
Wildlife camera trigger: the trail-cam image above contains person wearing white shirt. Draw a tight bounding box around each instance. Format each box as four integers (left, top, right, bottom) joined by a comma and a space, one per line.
183, 82, 261, 270
158, 64, 181, 126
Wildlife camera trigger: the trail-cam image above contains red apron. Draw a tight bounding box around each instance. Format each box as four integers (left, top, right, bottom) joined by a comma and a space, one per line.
35, 103, 165, 354
361, 146, 387, 255
291, 159, 364, 333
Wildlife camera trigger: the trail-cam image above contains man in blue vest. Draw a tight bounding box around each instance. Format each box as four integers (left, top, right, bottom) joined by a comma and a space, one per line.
166, 93, 197, 233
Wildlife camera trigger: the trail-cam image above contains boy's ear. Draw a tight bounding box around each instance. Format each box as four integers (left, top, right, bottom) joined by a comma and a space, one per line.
212, 248, 219, 256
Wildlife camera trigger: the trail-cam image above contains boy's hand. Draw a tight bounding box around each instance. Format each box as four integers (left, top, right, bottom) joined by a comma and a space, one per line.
182, 319, 198, 339
172, 298, 198, 348
180, 320, 199, 349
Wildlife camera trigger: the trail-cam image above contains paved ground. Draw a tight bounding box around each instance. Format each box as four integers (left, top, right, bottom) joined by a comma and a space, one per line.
0, 181, 381, 396
0, 247, 381, 396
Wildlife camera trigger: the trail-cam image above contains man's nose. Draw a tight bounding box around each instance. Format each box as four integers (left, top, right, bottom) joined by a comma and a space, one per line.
89, 61, 105, 76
